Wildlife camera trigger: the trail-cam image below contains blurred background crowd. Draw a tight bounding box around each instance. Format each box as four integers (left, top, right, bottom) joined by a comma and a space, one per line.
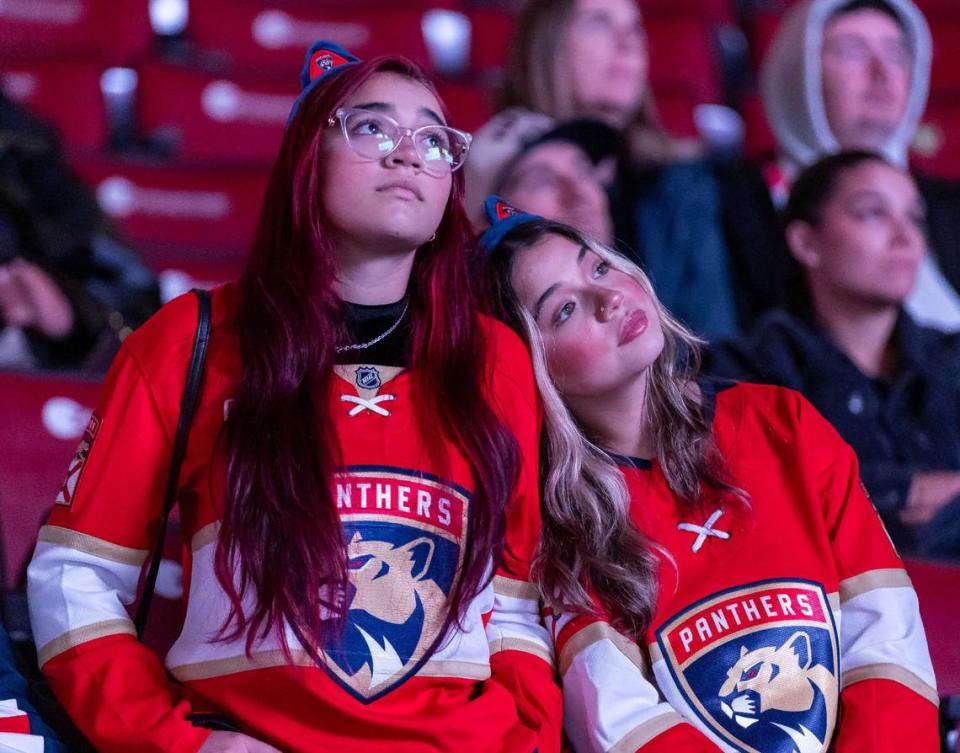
0, 0, 959, 746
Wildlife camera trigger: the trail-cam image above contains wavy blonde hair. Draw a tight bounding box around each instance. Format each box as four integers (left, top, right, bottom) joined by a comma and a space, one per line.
485, 219, 746, 636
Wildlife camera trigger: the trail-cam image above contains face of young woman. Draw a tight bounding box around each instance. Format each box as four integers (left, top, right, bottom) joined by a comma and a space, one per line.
511, 233, 664, 400
565, 0, 648, 126
321, 72, 453, 255
798, 161, 926, 306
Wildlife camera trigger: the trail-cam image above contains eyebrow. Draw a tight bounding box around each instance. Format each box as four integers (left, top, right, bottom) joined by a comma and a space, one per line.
532, 245, 592, 321
350, 101, 445, 126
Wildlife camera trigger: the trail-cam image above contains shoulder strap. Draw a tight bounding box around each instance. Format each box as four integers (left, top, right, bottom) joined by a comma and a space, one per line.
134, 288, 212, 638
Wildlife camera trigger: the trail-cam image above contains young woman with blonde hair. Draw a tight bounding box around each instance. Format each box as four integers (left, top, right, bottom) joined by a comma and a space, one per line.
480, 196, 939, 753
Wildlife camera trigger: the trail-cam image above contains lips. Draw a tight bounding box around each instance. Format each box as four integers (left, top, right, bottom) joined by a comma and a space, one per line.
376, 181, 423, 201
619, 309, 649, 345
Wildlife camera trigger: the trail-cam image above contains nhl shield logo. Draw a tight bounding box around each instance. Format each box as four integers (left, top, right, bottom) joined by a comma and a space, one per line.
323, 466, 469, 702
354, 366, 382, 391
656, 580, 839, 753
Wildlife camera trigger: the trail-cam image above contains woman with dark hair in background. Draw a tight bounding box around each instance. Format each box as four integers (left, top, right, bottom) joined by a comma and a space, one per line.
708, 150, 960, 559
489, 0, 740, 340
25, 44, 560, 753
481, 196, 938, 752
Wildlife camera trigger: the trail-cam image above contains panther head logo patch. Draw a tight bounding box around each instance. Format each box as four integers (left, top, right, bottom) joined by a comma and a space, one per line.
322, 467, 468, 702
656, 580, 839, 753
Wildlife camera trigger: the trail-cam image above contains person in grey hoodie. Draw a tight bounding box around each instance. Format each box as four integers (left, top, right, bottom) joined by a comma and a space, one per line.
719, 0, 960, 332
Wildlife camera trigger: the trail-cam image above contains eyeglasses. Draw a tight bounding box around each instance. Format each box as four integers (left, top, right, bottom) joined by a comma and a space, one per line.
328, 107, 472, 176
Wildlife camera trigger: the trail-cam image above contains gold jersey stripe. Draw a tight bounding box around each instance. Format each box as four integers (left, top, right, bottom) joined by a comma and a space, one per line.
38, 618, 136, 666
842, 662, 939, 706
38, 525, 148, 567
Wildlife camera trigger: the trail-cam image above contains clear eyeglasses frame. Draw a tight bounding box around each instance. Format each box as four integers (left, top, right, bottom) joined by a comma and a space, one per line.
328, 107, 472, 176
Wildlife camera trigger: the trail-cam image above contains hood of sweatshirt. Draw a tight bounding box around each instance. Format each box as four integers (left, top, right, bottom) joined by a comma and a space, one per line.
760, 0, 931, 168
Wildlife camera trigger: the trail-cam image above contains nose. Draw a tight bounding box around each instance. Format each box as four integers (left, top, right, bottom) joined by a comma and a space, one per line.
890, 213, 924, 254
387, 132, 422, 170
596, 288, 624, 321
868, 52, 893, 84
559, 174, 588, 207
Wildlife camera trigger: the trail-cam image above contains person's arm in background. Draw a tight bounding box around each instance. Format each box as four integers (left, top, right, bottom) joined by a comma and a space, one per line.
0, 94, 161, 370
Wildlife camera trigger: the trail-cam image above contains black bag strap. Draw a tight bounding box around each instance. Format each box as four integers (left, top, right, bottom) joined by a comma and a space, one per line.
134, 288, 211, 638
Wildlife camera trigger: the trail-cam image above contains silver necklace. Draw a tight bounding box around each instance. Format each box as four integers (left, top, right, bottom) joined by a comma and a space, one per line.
336, 301, 409, 353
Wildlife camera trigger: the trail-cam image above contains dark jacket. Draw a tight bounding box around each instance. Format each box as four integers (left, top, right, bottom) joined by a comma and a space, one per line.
610, 159, 739, 340
0, 94, 161, 370
705, 309, 960, 554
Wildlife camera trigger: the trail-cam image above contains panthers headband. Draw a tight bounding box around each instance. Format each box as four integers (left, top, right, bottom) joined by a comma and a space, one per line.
478, 196, 543, 254
287, 40, 360, 127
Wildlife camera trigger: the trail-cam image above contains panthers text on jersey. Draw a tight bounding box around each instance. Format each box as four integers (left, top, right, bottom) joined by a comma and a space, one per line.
549, 381, 939, 753
27, 284, 562, 753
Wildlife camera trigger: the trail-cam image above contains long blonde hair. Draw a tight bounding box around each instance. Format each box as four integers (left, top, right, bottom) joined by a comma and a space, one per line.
499, 0, 699, 166
485, 220, 745, 636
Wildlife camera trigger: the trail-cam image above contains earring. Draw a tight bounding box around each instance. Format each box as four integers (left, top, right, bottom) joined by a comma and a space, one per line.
428, 233, 437, 242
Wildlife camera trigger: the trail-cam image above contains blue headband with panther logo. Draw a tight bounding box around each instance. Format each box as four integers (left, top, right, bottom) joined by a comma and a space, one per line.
478, 196, 543, 254
287, 40, 361, 127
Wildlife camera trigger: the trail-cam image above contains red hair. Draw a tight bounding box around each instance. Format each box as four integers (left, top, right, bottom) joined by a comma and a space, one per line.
216, 56, 521, 660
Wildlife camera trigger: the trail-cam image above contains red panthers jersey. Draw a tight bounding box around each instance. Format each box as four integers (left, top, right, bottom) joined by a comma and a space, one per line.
550, 381, 939, 753
27, 285, 561, 753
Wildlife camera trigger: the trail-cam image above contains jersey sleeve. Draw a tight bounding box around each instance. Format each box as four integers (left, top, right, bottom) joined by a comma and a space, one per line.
483, 321, 563, 753
549, 610, 722, 753
26, 332, 210, 752
797, 395, 940, 752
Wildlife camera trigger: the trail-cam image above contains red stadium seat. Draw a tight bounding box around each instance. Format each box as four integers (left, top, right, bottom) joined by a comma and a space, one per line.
914, 0, 960, 20
930, 21, 960, 94
0, 60, 108, 153
436, 81, 495, 134
739, 91, 778, 159
137, 62, 296, 166
912, 96, 960, 181
903, 558, 960, 697
640, 0, 734, 23
466, 8, 516, 73
145, 251, 246, 303
184, 0, 432, 75
0, 0, 151, 64
651, 88, 700, 139
744, 11, 784, 71
647, 17, 724, 103
72, 159, 268, 254
0, 370, 100, 587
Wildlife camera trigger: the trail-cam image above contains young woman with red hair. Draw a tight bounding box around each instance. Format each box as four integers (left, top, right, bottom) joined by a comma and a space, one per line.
26, 43, 560, 753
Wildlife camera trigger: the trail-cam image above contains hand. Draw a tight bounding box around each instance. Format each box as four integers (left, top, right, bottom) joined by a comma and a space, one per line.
900, 471, 960, 526
197, 731, 283, 752
0, 258, 74, 338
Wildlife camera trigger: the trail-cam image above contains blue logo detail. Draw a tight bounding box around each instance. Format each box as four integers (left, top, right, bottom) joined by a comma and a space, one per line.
321, 520, 459, 702
354, 366, 382, 390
